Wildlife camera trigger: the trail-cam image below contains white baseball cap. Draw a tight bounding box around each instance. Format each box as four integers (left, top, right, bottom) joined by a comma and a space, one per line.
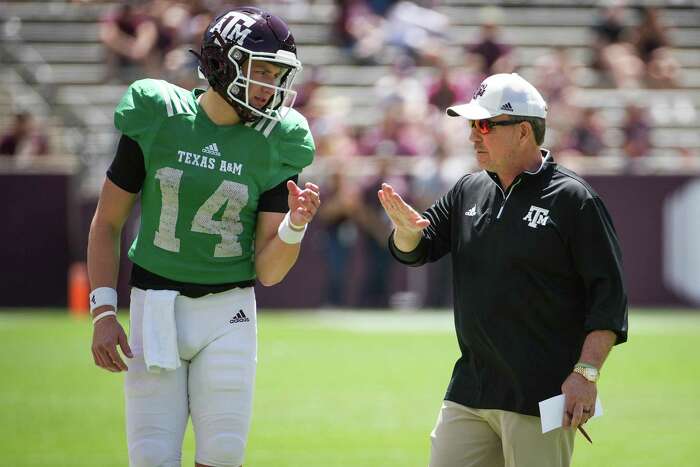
447, 73, 547, 120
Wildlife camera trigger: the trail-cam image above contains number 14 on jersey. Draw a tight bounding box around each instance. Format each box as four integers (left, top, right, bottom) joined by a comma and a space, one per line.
153, 166, 249, 258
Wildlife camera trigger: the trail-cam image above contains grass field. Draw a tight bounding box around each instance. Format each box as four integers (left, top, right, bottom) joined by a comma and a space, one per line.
1, 309, 699, 467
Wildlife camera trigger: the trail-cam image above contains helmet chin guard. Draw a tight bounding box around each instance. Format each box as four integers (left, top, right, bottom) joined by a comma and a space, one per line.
192, 7, 302, 123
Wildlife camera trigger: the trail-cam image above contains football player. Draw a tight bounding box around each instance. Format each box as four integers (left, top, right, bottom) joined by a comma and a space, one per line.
87, 7, 319, 467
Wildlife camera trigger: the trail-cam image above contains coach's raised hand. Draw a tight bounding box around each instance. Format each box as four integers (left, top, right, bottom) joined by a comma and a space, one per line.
377, 183, 430, 253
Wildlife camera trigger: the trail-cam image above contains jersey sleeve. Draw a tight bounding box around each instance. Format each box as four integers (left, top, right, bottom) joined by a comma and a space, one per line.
570, 195, 628, 344
106, 134, 146, 193
258, 175, 298, 213
114, 79, 162, 146
264, 111, 315, 190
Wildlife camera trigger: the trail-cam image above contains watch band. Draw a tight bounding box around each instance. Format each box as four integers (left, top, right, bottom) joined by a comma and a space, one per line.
573, 364, 599, 382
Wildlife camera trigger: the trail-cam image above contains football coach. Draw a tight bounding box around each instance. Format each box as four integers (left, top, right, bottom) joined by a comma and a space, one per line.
377, 73, 628, 467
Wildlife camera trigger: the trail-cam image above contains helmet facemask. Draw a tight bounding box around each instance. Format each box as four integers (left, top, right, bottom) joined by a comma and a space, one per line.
226, 45, 301, 123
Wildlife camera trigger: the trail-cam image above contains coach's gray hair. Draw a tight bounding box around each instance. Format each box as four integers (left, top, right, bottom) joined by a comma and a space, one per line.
520, 117, 546, 146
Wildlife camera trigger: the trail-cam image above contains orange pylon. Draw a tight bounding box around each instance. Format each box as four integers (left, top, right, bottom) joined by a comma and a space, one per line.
68, 262, 90, 317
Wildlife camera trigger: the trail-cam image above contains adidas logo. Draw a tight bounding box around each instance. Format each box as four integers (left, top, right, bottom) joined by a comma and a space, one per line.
202, 143, 221, 157
500, 102, 514, 112
229, 309, 250, 324
465, 205, 477, 217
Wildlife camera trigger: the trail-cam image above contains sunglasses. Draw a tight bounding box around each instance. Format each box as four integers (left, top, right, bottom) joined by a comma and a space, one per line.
471, 118, 527, 135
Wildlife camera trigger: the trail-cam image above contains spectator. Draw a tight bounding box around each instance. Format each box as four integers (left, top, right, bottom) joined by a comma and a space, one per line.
333, 0, 387, 64
532, 47, 581, 148
374, 56, 429, 119
314, 122, 359, 159
295, 65, 324, 112
631, 7, 671, 64
562, 108, 607, 158
426, 61, 471, 112
622, 104, 652, 159
303, 90, 358, 158
599, 42, 645, 88
384, 0, 449, 66
411, 144, 454, 307
99, 4, 160, 82
590, 4, 644, 88
467, 20, 514, 76
630, 7, 682, 88
591, 2, 626, 50
162, 5, 214, 89
646, 47, 682, 88
147, 0, 188, 58
0, 112, 49, 159
367, 0, 398, 16
533, 46, 578, 106
354, 158, 406, 307
317, 170, 361, 307
358, 104, 424, 156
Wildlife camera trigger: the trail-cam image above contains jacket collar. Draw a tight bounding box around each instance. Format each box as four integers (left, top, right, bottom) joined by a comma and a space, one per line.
524, 149, 553, 175
486, 149, 554, 187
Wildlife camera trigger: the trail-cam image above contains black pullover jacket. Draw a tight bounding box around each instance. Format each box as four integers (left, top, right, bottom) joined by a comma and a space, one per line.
390, 151, 628, 416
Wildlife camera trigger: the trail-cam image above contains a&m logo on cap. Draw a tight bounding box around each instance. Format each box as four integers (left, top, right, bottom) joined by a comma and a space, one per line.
473, 83, 487, 99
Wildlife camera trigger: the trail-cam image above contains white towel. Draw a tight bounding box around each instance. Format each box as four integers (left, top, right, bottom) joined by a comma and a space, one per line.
142, 289, 181, 373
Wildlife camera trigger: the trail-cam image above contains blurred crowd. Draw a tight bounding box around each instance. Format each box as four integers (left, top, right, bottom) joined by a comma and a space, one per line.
87, 1, 697, 165
3, 0, 698, 307
0, 111, 50, 165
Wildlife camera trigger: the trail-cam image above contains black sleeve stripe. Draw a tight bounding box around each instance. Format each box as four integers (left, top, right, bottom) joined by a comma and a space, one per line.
258, 175, 298, 213
106, 134, 146, 194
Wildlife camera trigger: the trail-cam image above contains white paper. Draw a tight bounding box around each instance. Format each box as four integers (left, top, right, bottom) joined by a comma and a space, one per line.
539, 394, 603, 433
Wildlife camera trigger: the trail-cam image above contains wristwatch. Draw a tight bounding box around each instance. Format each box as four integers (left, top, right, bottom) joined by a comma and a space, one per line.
573, 364, 599, 383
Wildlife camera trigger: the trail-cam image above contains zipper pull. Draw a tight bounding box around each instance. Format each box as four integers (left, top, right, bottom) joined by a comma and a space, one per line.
496, 179, 522, 220
497, 203, 505, 219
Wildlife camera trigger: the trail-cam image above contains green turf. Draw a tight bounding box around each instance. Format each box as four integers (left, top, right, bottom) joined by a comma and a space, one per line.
1, 309, 699, 466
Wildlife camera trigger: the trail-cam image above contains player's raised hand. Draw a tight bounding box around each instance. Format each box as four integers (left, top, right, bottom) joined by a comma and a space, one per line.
378, 183, 430, 233
288, 180, 321, 227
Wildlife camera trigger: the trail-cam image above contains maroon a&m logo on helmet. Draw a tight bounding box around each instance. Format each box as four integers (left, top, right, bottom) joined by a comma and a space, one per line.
473, 83, 487, 99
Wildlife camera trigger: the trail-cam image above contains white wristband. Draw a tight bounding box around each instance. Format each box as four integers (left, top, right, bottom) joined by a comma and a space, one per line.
92, 310, 117, 325
89, 287, 118, 315
277, 211, 307, 244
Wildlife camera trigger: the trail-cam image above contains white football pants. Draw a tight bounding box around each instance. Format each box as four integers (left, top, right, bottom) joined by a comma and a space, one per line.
125, 287, 257, 467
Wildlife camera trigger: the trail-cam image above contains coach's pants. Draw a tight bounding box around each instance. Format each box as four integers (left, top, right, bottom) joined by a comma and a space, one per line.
429, 400, 575, 467
125, 287, 257, 467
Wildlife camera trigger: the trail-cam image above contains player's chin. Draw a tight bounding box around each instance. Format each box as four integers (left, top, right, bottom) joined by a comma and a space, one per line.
251, 96, 271, 109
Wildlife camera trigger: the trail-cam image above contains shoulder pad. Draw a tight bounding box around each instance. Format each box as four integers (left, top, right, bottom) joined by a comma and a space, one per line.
274, 108, 315, 171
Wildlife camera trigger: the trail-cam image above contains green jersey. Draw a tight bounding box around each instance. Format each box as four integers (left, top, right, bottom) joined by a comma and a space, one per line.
114, 79, 315, 284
